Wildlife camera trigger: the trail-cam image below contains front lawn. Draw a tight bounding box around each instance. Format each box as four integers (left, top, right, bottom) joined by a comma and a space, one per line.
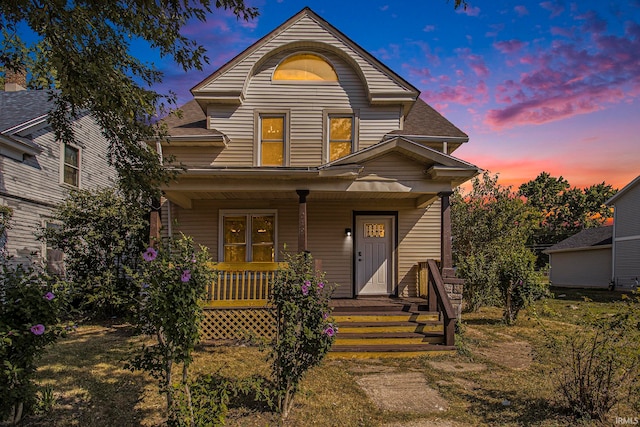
22, 289, 637, 426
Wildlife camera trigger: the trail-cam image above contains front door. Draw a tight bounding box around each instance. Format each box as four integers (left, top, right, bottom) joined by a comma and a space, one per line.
355, 215, 394, 295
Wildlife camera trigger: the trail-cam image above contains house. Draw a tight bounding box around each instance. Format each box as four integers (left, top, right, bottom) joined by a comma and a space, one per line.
606, 176, 640, 290
155, 8, 480, 350
544, 226, 612, 289
0, 73, 117, 270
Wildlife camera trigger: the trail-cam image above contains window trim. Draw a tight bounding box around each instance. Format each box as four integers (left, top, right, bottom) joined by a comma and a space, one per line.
323, 109, 359, 163
254, 111, 290, 166
60, 142, 81, 188
218, 209, 278, 262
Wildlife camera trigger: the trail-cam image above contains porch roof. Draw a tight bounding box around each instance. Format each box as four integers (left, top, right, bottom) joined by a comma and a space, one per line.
161, 136, 479, 209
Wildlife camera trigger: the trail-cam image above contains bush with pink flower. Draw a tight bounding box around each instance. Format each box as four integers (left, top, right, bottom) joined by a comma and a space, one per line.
269, 251, 336, 419
0, 260, 63, 423
127, 234, 215, 427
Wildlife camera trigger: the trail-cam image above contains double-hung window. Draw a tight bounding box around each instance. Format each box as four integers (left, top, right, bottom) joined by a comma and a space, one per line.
324, 111, 357, 163
221, 211, 276, 262
62, 143, 80, 187
259, 115, 285, 166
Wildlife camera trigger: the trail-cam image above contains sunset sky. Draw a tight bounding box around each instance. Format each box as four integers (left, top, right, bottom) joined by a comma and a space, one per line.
154, 0, 640, 191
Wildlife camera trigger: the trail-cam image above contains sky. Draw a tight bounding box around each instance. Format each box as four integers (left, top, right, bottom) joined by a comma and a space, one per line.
152, 0, 640, 191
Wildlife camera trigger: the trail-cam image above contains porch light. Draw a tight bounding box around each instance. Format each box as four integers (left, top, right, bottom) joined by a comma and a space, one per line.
345, 228, 352, 237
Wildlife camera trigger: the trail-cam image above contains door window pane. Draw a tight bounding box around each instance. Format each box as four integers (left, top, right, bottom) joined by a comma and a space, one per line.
364, 223, 385, 238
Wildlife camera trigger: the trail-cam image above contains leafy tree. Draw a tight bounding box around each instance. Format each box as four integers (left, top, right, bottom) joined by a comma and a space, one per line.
452, 172, 546, 321
0, 0, 258, 200
40, 187, 148, 319
518, 172, 617, 267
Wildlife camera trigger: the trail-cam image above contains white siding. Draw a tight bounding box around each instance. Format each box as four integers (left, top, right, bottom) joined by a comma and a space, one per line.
0, 114, 116, 265
206, 48, 401, 167
165, 197, 441, 299
201, 15, 412, 97
549, 248, 612, 289
611, 182, 640, 288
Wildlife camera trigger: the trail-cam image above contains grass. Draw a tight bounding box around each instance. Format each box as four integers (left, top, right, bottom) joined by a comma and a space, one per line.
21, 288, 638, 426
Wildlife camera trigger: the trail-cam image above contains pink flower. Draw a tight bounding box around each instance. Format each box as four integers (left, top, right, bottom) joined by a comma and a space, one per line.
30, 324, 45, 335
44, 292, 55, 301
323, 312, 330, 320
324, 325, 336, 337
301, 281, 310, 296
318, 282, 324, 289
181, 270, 191, 282
142, 247, 157, 262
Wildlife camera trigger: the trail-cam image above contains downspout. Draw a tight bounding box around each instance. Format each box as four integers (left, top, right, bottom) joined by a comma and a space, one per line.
610, 206, 616, 289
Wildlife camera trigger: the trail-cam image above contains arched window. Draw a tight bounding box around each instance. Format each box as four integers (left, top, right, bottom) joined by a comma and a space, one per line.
273, 53, 338, 82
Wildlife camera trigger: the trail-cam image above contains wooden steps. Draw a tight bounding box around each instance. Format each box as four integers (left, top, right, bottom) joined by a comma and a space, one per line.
329, 300, 455, 358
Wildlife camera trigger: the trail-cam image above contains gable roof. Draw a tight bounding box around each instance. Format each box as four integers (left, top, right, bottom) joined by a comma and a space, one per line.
605, 175, 639, 206
191, 7, 419, 107
388, 97, 468, 140
326, 136, 479, 186
0, 90, 53, 133
544, 226, 613, 253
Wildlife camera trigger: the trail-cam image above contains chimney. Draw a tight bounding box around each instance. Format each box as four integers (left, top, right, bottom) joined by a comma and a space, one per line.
4, 68, 27, 92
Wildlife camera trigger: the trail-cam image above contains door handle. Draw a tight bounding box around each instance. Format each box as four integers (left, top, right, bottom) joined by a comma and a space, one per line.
358, 251, 362, 256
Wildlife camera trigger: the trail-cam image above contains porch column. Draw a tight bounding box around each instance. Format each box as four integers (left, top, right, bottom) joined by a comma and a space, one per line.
438, 191, 453, 271
296, 190, 309, 253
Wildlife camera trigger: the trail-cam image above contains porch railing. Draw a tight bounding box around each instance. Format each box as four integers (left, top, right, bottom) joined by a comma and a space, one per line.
205, 262, 286, 307
425, 259, 456, 347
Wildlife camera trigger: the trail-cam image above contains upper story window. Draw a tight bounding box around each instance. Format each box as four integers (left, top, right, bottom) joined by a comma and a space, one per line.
62, 143, 80, 187
258, 114, 287, 166
273, 53, 338, 82
328, 115, 354, 161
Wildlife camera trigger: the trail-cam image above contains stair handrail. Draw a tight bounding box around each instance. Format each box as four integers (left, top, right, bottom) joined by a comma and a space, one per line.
426, 259, 456, 346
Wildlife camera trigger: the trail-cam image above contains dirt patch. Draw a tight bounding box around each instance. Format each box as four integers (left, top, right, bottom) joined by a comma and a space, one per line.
427, 360, 486, 373
348, 364, 398, 374
382, 420, 472, 427
356, 372, 448, 413
477, 340, 533, 370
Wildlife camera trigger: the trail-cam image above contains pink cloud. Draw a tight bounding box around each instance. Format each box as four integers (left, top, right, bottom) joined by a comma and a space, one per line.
374, 44, 401, 60
550, 26, 575, 38
540, 1, 565, 18
423, 25, 435, 32
485, 14, 640, 129
421, 80, 488, 108
514, 5, 529, 16
493, 39, 528, 54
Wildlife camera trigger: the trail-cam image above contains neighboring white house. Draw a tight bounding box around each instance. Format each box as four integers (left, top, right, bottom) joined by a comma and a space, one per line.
0, 78, 116, 269
606, 175, 640, 290
544, 226, 612, 289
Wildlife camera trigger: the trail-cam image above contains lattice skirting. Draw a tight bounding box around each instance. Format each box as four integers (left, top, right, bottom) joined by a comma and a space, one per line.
201, 307, 276, 341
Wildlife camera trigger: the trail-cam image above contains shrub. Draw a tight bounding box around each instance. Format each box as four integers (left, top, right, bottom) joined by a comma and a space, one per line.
0, 260, 64, 424
495, 246, 548, 324
269, 252, 336, 419
550, 296, 640, 421
40, 187, 148, 319
127, 234, 215, 427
